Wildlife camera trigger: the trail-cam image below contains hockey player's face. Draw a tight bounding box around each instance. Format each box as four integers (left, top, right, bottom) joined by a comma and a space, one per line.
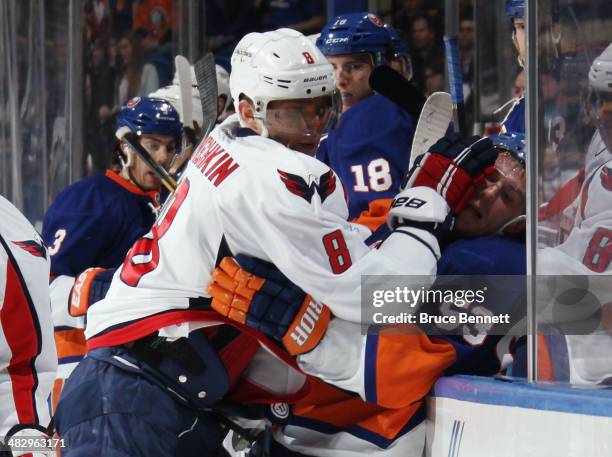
455, 153, 526, 236
512, 19, 526, 64
594, 93, 612, 151
266, 95, 335, 155
131, 134, 178, 190
327, 54, 374, 112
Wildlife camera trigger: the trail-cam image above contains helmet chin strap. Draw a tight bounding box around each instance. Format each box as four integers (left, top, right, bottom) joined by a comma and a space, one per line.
118, 142, 150, 193
497, 214, 526, 235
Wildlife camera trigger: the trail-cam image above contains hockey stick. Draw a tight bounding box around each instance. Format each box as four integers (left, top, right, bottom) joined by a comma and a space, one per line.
368, 66, 451, 168
409, 92, 453, 168
169, 55, 197, 175
443, 0, 464, 132
175, 55, 194, 133
194, 52, 219, 141
369, 65, 426, 120
116, 127, 177, 192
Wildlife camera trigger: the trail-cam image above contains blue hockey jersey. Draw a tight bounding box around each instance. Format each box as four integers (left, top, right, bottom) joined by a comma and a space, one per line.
317, 94, 416, 220
272, 235, 527, 455
501, 96, 525, 134
43, 170, 159, 276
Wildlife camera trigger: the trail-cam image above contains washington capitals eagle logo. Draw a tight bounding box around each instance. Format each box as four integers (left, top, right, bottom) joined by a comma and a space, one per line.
13, 239, 47, 259
278, 169, 337, 204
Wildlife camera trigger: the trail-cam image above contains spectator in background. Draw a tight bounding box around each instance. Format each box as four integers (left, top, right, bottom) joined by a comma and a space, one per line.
85, 0, 112, 45
459, 13, 475, 134
265, 0, 326, 35
424, 60, 445, 96
115, 31, 160, 109
132, 0, 173, 38
131, 0, 174, 86
206, 0, 258, 70
410, 13, 445, 94
87, 40, 117, 172
459, 15, 475, 97
391, 0, 423, 47
110, 0, 134, 37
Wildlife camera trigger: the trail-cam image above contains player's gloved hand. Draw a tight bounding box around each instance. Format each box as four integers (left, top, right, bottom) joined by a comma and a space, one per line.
402, 133, 499, 214
208, 255, 330, 355
387, 186, 455, 240
69, 267, 115, 317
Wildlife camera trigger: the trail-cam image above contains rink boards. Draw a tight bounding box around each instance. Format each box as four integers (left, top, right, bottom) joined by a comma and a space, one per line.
426, 375, 612, 456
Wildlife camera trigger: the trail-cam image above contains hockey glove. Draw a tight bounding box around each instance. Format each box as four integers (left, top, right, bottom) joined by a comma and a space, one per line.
208, 255, 330, 355
387, 186, 455, 241
69, 267, 115, 317
402, 133, 499, 215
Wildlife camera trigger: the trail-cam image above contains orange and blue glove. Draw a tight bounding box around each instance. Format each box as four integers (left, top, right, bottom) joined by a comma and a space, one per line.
208, 255, 330, 355
69, 267, 115, 317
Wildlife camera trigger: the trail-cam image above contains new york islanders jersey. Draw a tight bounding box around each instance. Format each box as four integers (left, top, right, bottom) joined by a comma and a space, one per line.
43, 170, 159, 403
85, 115, 439, 401
273, 235, 526, 456
0, 196, 56, 437
43, 170, 159, 276
501, 96, 525, 134
317, 94, 416, 220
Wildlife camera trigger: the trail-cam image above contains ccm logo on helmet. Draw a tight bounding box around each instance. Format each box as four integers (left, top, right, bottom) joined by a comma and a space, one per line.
289, 299, 326, 347
325, 37, 349, 44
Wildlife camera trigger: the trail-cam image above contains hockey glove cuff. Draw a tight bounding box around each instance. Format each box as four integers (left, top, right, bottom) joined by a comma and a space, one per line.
209, 257, 330, 355
69, 267, 114, 317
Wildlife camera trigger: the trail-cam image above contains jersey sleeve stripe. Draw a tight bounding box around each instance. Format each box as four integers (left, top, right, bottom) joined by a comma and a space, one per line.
364, 332, 379, 403
0, 238, 43, 425
389, 229, 439, 260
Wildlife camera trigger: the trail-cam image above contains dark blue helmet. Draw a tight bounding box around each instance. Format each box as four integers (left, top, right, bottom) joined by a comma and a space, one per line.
386, 25, 407, 57
386, 25, 413, 79
505, 0, 525, 20
316, 12, 391, 66
116, 96, 182, 140
490, 131, 526, 163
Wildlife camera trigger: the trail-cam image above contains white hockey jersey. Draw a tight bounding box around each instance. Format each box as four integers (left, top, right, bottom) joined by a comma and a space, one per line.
85, 115, 438, 397
538, 130, 612, 384
0, 196, 56, 439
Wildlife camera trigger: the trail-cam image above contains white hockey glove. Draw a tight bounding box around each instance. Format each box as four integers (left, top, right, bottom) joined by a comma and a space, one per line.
388, 186, 455, 240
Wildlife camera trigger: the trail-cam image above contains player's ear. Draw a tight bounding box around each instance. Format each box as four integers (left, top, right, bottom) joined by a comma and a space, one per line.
238, 98, 262, 134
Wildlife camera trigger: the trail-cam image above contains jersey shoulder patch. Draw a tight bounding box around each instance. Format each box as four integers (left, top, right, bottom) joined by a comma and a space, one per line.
277, 168, 336, 204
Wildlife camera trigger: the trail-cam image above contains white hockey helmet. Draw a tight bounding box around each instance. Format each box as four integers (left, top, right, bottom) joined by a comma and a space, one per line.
216, 64, 233, 121
588, 43, 612, 151
149, 66, 204, 130
589, 43, 612, 93
230, 28, 336, 126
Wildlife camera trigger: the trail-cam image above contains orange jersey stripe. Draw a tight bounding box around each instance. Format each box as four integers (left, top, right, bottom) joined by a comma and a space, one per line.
352, 198, 392, 231
374, 326, 457, 408
54, 328, 86, 360
293, 377, 421, 440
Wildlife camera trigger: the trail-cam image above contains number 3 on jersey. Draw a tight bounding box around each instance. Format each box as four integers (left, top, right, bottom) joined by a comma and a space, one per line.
121, 179, 191, 286
350, 158, 392, 192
